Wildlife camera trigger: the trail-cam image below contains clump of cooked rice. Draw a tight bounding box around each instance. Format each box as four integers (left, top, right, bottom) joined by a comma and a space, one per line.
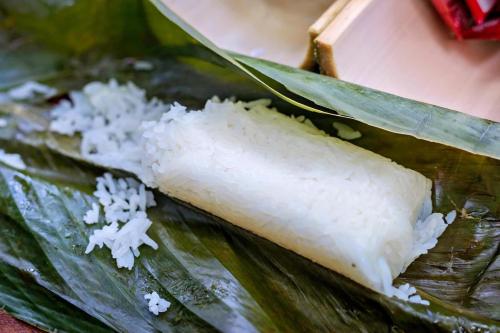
140, 97, 454, 301
85, 173, 157, 269
50, 79, 167, 175
144, 291, 170, 315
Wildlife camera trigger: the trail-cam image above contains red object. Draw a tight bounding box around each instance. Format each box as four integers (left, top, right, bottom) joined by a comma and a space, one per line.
431, 0, 500, 39
463, 17, 500, 38
431, 0, 472, 39
465, 0, 496, 24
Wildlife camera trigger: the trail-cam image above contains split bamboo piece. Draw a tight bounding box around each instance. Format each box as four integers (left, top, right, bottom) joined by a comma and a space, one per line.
302, 0, 352, 69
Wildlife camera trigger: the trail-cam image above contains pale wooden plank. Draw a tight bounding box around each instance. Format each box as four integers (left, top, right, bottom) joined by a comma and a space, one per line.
162, 0, 332, 67
315, 0, 500, 121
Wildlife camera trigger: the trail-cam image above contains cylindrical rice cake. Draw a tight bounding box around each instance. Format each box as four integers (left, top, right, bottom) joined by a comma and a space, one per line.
140, 98, 446, 294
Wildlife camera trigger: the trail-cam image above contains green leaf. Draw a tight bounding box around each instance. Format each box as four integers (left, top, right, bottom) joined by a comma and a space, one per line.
147, 0, 500, 160
234, 55, 500, 160
0, 139, 497, 333
0, 0, 498, 332
0, 217, 112, 333
2, 93, 499, 332
0, 0, 153, 56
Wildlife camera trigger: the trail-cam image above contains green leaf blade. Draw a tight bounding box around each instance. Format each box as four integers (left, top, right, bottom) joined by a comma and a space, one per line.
233, 54, 500, 160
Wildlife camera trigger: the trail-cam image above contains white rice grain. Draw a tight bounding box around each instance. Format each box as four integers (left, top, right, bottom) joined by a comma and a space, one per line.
144, 291, 170, 315
83, 203, 100, 224
0, 149, 26, 170
7, 81, 57, 100
332, 121, 362, 140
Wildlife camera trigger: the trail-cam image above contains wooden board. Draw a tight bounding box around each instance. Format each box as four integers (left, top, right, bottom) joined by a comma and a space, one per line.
162, 0, 332, 67
315, 0, 500, 121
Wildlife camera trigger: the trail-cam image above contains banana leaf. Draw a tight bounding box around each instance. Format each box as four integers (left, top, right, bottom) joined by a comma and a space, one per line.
0, 0, 498, 332
146, 0, 500, 160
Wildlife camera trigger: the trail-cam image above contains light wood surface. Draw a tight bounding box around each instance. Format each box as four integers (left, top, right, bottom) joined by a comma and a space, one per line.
162, 0, 332, 67
163, 0, 500, 121
315, 0, 500, 121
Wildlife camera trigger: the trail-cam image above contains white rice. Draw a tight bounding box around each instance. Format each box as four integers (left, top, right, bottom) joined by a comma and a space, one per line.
144, 291, 170, 315
393, 283, 429, 306
84, 173, 157, 269
50, 79, 167, 175
50, 80, 455, 305
133, 60, 154, 71
332, 121, 362, 140
139, 97, 451, 299
7, 81, 57, 100
0, 149, 26, 170
83, 203, 100, 224
446, 210, 457, 224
